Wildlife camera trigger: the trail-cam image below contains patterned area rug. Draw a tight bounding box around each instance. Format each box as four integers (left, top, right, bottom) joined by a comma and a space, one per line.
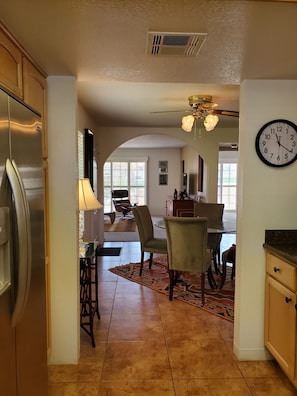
109, 255, 235, 322
104, 218, 137, 232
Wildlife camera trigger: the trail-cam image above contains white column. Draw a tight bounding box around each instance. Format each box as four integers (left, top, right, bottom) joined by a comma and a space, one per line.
234, 80, 297, 360
47, 76, 80, 364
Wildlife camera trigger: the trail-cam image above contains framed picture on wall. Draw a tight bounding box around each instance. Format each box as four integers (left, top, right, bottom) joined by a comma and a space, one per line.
159, 174, 168, 185
158, 160, 168, 173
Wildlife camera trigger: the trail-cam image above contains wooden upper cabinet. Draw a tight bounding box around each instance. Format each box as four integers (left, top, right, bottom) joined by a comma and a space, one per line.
23, 57, 46, 114
0, 23, 48, 158
23, 57, 48, 158
0, 29, 23, 97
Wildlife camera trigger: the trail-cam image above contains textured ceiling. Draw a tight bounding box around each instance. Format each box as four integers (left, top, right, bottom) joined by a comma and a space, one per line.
1, 0, 297, 136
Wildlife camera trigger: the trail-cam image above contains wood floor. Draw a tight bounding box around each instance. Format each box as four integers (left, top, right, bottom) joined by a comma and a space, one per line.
48, 239, 297, 395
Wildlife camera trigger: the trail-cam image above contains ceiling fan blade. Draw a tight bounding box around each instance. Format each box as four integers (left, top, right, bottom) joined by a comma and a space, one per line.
150, 109, 190, 114
213, 109, 239, 117
200, 102, 218, 110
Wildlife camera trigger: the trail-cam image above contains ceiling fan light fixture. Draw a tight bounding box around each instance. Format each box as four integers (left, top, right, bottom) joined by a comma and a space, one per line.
181, 115, 195, 132
182, 125, 193, 132
204, 114, 219, 132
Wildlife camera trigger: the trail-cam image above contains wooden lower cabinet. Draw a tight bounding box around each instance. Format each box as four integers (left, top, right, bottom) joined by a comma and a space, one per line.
166, 199, 194, 217
265, 252, 297, 386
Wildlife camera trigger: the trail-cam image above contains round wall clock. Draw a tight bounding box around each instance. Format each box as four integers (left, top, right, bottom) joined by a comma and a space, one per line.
255, 119, 297, 167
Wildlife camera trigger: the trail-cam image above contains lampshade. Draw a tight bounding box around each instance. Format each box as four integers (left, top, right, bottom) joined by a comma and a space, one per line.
204, 114, 219, 132
78, 178, 103, 211
181, 115, 195, 132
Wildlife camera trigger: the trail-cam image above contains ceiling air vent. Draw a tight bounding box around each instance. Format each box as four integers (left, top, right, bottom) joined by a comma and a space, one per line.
147, 32, 207, 56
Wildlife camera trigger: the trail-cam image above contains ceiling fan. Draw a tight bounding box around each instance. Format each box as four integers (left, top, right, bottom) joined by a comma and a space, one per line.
153, 95, 239, 132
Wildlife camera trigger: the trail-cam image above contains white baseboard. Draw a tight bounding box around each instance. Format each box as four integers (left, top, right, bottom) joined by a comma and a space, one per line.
233, 340, 273, 361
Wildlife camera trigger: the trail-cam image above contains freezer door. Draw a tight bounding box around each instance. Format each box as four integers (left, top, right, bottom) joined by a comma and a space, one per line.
2, 159, 32, 327
9, 96, 48, 395
0, 90, 17, 395
0, 206, 11, 296
0, 89, 9, 163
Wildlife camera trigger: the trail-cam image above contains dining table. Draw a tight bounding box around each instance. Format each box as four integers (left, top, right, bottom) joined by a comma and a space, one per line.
154, 219, 236, 289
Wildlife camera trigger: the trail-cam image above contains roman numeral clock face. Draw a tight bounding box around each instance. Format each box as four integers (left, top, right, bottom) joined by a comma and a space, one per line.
255, 119, 297, 167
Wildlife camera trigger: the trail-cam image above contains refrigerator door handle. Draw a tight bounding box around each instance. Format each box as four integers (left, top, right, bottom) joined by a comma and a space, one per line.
5, 159, 32, 327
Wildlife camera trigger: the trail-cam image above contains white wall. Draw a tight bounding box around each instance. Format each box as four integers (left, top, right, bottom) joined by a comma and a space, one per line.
47, 77, 80, 364
108, 147, 181, 215
234, 80, 297, 360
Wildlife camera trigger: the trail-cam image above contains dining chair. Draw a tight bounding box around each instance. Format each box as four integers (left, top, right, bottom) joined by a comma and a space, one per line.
220, 244, 236, 289
194, 202, 224, 271
194, 202, 224, 227
132, 205, 167, 276
164, 216, 212, 305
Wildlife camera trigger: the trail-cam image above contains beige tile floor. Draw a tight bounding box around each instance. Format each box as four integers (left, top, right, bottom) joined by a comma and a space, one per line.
48, 240, 297, 396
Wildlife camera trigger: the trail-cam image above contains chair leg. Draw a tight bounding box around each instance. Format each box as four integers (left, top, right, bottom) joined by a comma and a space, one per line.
219, 256, 227, 289
149, 253, 153, 269
139, 251, 145, 276
231, 261, 236, 279
212, 250, 218, 274
207, 266, 217, 289
201, 272, 205, 306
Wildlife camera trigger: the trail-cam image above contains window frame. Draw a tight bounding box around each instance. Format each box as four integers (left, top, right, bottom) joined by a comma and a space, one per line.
104, 158, 147, 212
217, 150, 238, 211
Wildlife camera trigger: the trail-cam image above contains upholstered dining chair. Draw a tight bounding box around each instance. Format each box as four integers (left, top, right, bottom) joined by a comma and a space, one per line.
220, 244, 236, 289
194, 202, 224, 271
194, 202, 224, 229
164, 216, 212, 305
132, 205, 167, 276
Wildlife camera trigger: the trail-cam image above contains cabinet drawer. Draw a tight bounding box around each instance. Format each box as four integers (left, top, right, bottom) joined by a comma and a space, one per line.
266, 252, 297, 291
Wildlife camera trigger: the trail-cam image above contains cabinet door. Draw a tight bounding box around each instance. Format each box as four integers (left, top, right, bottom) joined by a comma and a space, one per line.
265, 275, 296, 379
23, 57, 47, 158
0, 29, 23, 97
174, 200, 194, 217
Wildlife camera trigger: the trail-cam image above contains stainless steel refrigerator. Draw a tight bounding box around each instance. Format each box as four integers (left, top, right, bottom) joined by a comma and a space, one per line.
0, 89, 48, 395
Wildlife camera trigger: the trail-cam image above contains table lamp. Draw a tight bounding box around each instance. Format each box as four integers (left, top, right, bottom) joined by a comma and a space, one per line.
78, 178, 102, 255
78, 178, 103, 211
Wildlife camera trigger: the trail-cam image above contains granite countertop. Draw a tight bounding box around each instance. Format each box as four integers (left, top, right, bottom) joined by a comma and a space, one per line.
264, 230, 297, 265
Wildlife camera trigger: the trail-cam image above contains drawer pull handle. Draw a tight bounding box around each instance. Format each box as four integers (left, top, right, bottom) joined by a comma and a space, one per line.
285, 297, 292, 303
273, 267, 280, 273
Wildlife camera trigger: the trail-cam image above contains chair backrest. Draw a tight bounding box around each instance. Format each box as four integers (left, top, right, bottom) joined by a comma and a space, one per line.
194, 202, 224, 229
112, 190, 132, 212
132, 205, 154, 245
112, 190, 129, 199
164, 216, 211, 273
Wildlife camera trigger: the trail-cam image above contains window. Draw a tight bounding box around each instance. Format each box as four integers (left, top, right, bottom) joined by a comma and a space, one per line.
104, 160, 146, 212
217, 150, 238, 211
